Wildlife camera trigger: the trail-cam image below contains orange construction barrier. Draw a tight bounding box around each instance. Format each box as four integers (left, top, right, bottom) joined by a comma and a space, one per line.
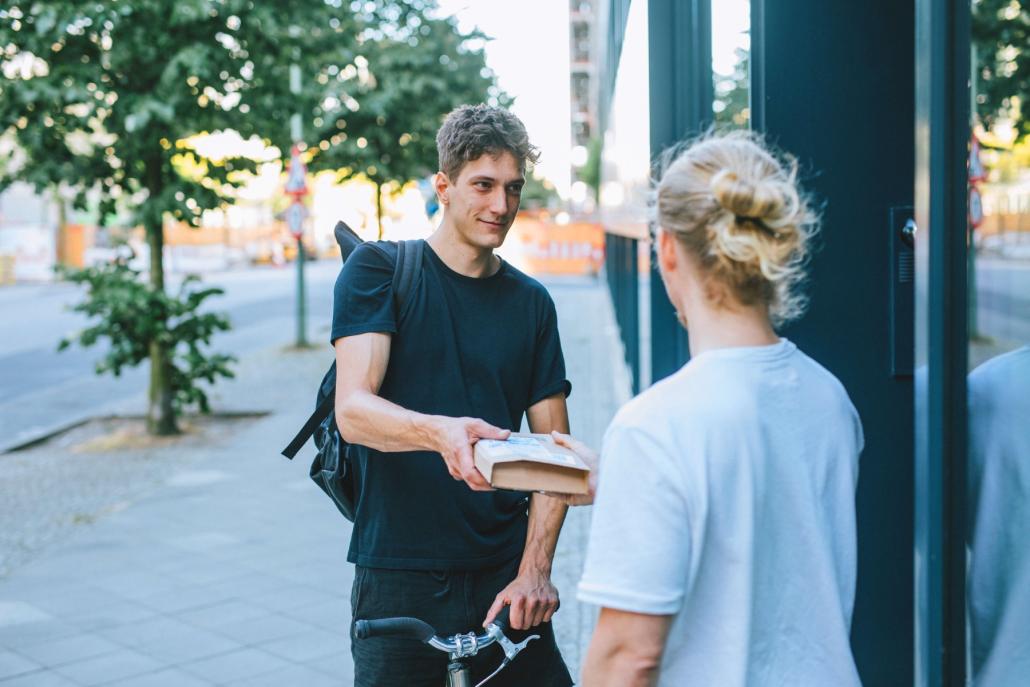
510, 214, 604, 276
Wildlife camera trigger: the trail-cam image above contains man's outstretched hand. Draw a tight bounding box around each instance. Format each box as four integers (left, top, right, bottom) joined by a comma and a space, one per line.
429, 416, 510, 492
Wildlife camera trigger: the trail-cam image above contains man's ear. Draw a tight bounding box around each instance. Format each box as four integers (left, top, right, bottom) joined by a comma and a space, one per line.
434, 171, 450, 206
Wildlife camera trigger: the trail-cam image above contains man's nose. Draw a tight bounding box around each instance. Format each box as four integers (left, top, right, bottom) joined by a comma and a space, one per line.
489, 188, 509, 217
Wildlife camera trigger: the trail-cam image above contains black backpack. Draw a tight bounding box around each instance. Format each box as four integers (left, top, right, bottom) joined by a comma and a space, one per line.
281, 221, 423, 520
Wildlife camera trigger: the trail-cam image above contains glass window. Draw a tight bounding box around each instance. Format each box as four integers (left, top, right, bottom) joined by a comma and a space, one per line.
966, 1, 1030, 682
711, 1, 750, 129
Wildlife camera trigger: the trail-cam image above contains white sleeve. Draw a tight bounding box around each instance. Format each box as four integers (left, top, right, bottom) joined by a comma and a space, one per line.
577, 422, 693, 615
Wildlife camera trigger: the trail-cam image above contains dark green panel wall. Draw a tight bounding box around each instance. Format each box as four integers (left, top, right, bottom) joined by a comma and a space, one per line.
647, 0, 711, 382
752, 1, 916, 684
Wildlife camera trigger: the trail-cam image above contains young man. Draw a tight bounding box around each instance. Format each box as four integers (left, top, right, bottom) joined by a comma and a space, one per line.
332, 104, 573, 686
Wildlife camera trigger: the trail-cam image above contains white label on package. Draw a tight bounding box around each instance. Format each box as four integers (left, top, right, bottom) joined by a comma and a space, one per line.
546, 452, 578, 466
480, 438, 552, 461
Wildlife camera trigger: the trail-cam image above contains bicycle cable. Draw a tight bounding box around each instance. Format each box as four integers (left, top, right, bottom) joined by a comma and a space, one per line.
473, 658, 510, 687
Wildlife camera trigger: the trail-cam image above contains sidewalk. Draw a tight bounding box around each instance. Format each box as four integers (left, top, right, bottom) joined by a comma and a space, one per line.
0, 275, 629, 686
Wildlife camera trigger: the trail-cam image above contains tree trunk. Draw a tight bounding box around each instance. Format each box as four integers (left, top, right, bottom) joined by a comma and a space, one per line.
375, 182, 384, 240
146, 217, 178, 435
54, 189, 68, 268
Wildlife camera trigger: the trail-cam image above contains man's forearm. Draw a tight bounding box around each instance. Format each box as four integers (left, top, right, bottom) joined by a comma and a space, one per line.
519, 493, 567, 575
521, 394, 572, 574
336, 389, 440, 453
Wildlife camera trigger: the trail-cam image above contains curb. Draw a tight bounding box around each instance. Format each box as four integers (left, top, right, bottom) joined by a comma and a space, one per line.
1, 410, 272, 455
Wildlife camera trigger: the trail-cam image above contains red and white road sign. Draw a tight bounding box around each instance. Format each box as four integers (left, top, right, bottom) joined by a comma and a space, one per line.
285, 144, 309, 198
969, 136, 986, 183
968, 185, 984, 228
286, 201, 308, 239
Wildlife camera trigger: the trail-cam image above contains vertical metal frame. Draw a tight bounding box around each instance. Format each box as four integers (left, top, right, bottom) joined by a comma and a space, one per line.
605, 233, 641, 393
914, 0, 970, 684
647, 0, 712, 382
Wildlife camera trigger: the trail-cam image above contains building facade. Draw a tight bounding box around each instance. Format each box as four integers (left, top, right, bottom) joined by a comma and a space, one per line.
596, 1, 1027, 685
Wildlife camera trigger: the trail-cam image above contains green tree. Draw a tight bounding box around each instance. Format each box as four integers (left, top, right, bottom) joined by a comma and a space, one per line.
714, 47, 749, 129
579, 135, 602, 204
58, 260, 235, 415
520, 172, 560, 211
973, 0, 1029, 137
0, 1, 415, 433
307, 13, 503, 238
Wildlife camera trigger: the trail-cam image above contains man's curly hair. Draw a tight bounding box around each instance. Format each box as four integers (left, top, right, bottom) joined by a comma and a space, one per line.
436, 104, 540, 181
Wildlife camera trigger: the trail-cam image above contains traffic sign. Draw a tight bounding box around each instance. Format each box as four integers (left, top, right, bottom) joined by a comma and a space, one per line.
968, 184, 984, 228
286, 201, 307, 239
969, 135, 986, 183
285, 144, 309, 198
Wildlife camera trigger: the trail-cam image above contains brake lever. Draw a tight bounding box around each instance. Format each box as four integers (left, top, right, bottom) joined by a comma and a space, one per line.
486, 624, 540, 661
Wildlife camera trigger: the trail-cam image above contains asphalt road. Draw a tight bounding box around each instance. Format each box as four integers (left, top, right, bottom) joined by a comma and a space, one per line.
0, 260, 340, 452
973, 257, 1030, 346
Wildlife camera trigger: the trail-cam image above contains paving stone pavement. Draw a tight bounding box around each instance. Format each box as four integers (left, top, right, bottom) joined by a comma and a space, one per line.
0, 275, 629, 686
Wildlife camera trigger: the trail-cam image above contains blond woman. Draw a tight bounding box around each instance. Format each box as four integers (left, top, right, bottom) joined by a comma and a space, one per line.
554, 132, 864, 687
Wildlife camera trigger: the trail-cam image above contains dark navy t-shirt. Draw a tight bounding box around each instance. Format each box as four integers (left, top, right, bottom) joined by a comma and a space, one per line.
330, 240, 571, 570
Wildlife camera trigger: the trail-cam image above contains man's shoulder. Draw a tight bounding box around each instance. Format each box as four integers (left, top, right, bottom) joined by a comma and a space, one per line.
352, 240, 398, 264
499, 261, 553, 302
336, 241, 399, 285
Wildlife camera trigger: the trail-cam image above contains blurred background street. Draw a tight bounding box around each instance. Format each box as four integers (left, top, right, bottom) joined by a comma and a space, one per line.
2, 0, 1029, 684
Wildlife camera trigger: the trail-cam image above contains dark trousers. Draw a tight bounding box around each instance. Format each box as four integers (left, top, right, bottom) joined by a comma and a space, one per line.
350, 556, 573, 686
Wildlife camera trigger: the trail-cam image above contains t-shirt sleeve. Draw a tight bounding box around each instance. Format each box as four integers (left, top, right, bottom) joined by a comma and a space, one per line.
330, 243, 397, 343
577, 422, 693, 615
527, 296, 572, 405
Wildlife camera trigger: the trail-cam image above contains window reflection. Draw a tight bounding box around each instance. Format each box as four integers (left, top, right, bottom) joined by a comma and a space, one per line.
712, 2, 750, 129
967, 1, 1030, 683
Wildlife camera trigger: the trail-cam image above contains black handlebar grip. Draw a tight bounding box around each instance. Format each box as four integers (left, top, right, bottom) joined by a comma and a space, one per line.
354, 617, 436, 643
491, 604, 512, 632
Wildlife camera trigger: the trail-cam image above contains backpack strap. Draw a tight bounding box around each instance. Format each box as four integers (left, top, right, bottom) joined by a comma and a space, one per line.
392, 239, 424, 315
282, 391, 334, 459
281, 239, 424, 460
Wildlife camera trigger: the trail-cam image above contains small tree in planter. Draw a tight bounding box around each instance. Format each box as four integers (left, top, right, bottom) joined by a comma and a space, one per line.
58, 259, 234, 424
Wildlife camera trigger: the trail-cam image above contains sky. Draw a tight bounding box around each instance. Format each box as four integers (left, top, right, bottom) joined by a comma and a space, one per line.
435, 0, 574, 197
434, 1, 750, 199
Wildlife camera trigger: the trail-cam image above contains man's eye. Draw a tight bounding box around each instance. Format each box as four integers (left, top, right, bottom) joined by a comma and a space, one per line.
475, 182, 491, 190
509, 186, 524, 195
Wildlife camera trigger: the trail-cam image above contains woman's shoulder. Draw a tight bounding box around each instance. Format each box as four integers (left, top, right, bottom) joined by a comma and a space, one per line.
609, 369, 719, 440
791, 347, 859, 413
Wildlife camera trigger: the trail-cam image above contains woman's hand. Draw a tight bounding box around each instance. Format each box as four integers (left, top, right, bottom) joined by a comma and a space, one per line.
546, 431, 600, 506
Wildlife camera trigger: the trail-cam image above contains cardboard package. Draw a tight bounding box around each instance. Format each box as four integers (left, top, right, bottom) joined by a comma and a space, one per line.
474, 433, 591, 494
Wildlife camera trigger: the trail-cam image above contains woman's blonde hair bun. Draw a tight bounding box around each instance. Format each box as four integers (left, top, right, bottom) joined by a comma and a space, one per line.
656, 130, 819, 325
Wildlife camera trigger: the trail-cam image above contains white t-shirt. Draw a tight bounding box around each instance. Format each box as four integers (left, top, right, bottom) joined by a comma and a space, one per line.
968, 346, 1030, 687
578, 339, 863, 687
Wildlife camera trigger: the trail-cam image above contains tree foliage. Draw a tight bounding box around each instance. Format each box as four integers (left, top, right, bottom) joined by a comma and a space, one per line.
973, 0, 1029, 137
579, 135, 602, 203
0, 1, 501, 432
713, 47, 749, 130
306, 12, 502, 236
0, 1, 374, 224
520, 172, 560, 211
58, 260, 234, 414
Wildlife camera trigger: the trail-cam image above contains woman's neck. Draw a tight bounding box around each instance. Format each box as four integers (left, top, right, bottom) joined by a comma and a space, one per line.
682, 301, 779, 358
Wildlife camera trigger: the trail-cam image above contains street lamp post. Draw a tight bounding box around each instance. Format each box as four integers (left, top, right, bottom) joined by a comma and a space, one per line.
287, 62, 308, 348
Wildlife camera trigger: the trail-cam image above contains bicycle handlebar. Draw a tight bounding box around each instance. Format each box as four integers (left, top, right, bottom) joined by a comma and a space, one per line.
354, 616, 436, 642
355, 604, 516, 649
354, 603, 539, 678
356, 603, 513, 640
492, 604, 511, 632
